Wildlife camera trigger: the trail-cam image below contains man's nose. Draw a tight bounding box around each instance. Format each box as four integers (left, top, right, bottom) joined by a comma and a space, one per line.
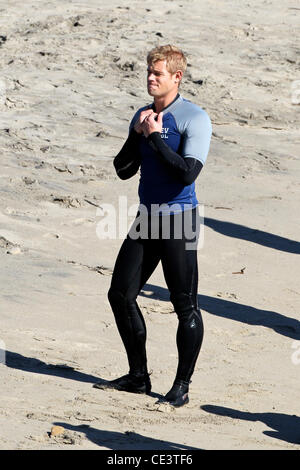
148, 72, 155, 81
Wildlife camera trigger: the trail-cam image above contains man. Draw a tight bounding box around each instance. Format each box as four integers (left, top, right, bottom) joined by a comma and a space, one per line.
94, 45, 212, 407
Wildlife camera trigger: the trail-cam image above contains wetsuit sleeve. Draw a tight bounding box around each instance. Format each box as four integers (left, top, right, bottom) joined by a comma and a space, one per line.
180, 109, 212, 165
113, 129, 141, 180
147, 132, 203, 186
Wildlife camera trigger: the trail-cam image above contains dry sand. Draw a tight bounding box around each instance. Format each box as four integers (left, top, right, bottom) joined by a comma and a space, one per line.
0, 0, 299, 450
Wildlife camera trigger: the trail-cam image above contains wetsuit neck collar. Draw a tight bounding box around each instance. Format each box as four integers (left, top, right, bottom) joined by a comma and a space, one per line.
151, 93, 181, 114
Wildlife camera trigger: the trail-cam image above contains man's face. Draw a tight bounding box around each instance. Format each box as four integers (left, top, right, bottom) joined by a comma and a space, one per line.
147, 60, 178, 98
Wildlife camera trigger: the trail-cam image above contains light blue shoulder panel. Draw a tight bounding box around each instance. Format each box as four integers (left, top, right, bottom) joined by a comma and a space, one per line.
169, 97, 212, 165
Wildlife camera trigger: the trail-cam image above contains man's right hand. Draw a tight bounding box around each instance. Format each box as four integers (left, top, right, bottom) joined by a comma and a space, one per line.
134, 109, 154, 134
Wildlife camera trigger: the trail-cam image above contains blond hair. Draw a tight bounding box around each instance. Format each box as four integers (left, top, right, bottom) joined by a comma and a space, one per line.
147, 45, 187, 75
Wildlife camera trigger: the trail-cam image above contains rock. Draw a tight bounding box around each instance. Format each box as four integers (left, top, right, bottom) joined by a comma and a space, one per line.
156, 402, 175, 413
50, 425, 65, 437
192, 79, 204, 85
7, 246, 22, 255
23, 176, 36, 185
52, 196, 82, 208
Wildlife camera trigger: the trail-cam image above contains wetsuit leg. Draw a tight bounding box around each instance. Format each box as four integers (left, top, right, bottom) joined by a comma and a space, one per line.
160, 208, 204, 387
108, 234, 160, 376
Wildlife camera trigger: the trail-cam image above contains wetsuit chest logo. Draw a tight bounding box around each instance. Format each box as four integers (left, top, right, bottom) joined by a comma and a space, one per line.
161, 127, 169, 139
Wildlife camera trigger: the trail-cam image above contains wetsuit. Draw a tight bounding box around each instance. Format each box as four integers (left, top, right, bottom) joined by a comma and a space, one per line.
99, 94, 212, 405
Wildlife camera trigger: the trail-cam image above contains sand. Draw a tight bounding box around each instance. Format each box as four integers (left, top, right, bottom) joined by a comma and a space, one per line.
0, 0, 299, 450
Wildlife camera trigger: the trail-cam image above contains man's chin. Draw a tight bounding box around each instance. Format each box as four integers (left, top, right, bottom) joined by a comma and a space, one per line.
147, 87, 158, 97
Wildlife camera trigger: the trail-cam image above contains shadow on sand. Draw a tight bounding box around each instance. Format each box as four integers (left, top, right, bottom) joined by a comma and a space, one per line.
5, 350, 99, 383
4, 350, 164, 399
201, 405, 300, 445
139, 285, 300, 340
52, 421, 201, 450
205, 217, 300, 255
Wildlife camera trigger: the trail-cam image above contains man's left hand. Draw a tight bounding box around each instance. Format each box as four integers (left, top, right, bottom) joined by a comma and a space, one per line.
141, 112, 163, 138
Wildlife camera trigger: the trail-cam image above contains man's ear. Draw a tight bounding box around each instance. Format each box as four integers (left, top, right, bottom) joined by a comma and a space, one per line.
175, 70, 183, 84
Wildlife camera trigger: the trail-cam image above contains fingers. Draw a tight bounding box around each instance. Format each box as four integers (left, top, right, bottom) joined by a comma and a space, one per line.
139, 110, 163, 138
134, 110, 154, 134
145, 112, 158, 123
145, 112, 162, 126
140, 109, 154, 123
133, 120, 143, 133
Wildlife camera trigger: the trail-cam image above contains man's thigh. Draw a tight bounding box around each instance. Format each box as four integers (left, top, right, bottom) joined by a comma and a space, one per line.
159, 209, 199, 297
110, 236, 161, 297
160, 238, 197, 293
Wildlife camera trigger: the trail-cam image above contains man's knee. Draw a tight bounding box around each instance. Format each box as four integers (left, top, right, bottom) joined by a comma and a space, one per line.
108, 287, 124, 308
108, 287, 137, 312
170, 292, 195, 319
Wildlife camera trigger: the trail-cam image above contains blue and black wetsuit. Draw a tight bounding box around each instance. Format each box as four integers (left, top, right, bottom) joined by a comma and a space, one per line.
105, 94, 212, 405
114, 93, 211, 212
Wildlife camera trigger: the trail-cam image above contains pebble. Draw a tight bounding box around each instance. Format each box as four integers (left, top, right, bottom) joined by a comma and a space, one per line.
156, 402, 175, 413
7, 246, 21, 255
50, 425, 65, 437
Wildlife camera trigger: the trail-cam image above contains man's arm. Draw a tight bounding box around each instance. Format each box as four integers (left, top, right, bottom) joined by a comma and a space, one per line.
147, 131, 203, 185
142, 111, 212, 186
113, 129, 141, 180
113, 108, 154, 180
